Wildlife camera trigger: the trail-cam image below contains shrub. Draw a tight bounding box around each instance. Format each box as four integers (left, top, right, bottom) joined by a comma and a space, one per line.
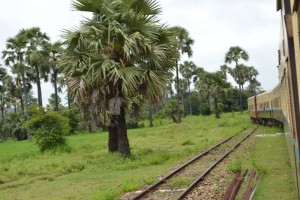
24, 111, 70, 152
2, 112, 27, 141
59, 108, 79, 135
227, 159, 242, 173
200, 103, 211, 116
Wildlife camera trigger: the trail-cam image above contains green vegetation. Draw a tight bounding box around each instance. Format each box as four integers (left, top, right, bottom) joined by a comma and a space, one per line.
24, 107, 70, 152
226, 126, 296, 200
253, 128, 296, 200
227, 159, 242, 173
168, 177, 192, 188
0, 112, 250, 200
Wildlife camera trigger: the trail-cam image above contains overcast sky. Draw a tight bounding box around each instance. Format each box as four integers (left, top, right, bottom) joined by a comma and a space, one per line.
0, 0, 280, 105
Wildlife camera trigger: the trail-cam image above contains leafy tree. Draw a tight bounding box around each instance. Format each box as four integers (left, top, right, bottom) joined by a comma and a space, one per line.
60, 0, 177, 156
48, 93, 62, 110
221, 87, 240, 112
195, 70, 231, 118
183, 92, 201, 115
224, 46, 249, 112
164, 99, 182, 122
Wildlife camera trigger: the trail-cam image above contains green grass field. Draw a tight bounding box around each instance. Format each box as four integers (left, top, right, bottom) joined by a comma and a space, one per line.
0, 112, 296, 199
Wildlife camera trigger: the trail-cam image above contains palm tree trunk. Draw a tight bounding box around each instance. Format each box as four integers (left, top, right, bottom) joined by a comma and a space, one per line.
19, 92, 24, 114
21, 73, 27, 113
117, 105, 131, 157
108, 118, 118, 152
176, 61, 181, 123
214, 97, 220, 118
53, 71, 59, 111
236, 61, 243, 112
117, 80, 131, 156
181, 88, 185, 117
34, 65, 43, 107
90, 113, 98, 133
67, 85, 72, 109
149, 105, 153, 127
1, 106, 4, 126
188, 79, 192, 115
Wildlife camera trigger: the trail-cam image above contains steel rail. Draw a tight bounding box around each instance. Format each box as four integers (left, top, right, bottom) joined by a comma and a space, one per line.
176, 126, 258, 200
131, 127, 248, 200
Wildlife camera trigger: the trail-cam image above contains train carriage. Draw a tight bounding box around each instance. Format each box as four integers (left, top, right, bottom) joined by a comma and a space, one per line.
249, 0, 300, 198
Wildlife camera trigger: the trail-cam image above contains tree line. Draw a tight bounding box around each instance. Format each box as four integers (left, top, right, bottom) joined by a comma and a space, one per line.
0, 0, 262, 157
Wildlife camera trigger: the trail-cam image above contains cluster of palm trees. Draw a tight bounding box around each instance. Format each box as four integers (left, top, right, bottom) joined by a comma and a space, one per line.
169, 46, 260, 119
223, 46, 260, 111
0, 27, 64, 140
0, 0, 261, 157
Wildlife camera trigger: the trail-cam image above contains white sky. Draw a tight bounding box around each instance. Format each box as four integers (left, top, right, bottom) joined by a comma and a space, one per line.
0, 0, 280, 106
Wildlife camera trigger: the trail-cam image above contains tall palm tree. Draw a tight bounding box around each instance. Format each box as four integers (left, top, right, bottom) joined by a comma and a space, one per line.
60, 0, 177, 156
224, 46, 249, 112
170, 26, 194, 123
24, 27, 50, 107
47, 41, 64, 111
0, 67, 8, 124
179, 61, 197, 115
2, 32, 28, 114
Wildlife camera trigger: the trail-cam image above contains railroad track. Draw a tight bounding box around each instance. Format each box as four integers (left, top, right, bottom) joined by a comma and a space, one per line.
131, 126, 258, 200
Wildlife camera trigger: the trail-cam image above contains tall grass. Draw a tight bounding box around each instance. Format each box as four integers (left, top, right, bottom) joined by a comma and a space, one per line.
0, 112, 256, 199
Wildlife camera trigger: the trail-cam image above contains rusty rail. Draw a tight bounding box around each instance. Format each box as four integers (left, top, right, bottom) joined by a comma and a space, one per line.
243, 169, 258, 200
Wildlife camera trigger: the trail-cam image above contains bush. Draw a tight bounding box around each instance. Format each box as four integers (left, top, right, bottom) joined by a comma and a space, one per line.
24, 111, 70, 152
200, 104, 211, 116
59, 108, 79, 135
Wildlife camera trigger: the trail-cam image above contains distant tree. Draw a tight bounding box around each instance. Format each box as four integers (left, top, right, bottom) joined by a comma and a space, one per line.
2, 32, 29, 114
48, 93, 62, 110
170, 26, 194, 123
183, 92, 201, 115
25, 27, 50, 107
221, 87, 240, 112
180, 61, 197, 116
164, 99, 181, 122
196, 70, 231, 118
224, 46, 249, 112
47, 41, 64, 111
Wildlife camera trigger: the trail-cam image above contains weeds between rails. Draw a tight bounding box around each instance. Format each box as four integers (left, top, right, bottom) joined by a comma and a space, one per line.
130, 126, 258, 200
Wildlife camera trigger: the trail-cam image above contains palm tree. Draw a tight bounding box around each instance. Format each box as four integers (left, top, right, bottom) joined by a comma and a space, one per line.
179, 61, 197, 115
24, 27, 50, 107
170, 26, 194, 123
47, 41, 64, 111
0, 67, 8, 125
224, 46, 249, 112
2, 32, 28, 114
60, 0, 177, 156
